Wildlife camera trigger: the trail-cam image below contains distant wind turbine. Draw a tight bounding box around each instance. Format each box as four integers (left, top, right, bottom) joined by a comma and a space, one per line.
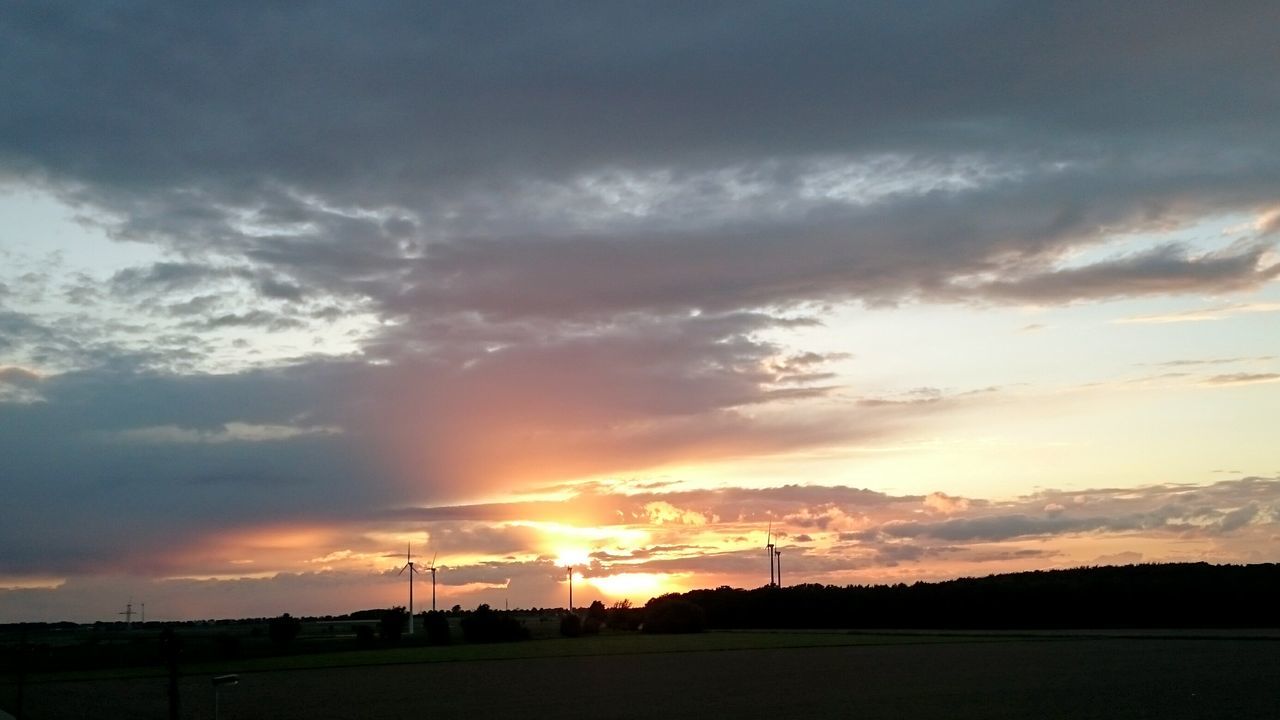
766, 521, 776, 587
119, 600, 135, 629
427, 552, 439, 612
774, 546, 782, 587
397, 543, 422, 635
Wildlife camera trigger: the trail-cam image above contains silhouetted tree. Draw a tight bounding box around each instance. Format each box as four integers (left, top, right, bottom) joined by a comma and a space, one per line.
267, 614, 302, 648
354, 625, 376, 647
643, 596, 706, 634
606, 600, 641, 630
423, 610, 451, 645
379, 607, 408, 643
648, 563, 1280, 630
559, 613, 582, 637
461, 604, 530, 643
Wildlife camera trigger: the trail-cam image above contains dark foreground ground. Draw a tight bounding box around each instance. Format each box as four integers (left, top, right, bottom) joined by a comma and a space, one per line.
9, 634, 1280, 719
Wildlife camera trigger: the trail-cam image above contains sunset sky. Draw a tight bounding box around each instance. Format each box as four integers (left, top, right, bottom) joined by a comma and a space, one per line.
2, 2, 1279, 622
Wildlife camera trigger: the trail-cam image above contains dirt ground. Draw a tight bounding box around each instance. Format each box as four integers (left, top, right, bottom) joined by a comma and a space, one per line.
10, 635, 1280, 719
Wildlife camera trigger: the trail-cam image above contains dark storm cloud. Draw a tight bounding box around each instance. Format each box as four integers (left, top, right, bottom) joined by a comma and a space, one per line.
4, 2, 1278, 192
3, 1, 1279, 322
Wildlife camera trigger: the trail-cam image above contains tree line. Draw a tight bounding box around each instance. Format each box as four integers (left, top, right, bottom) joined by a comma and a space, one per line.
651, 563, 1280, 629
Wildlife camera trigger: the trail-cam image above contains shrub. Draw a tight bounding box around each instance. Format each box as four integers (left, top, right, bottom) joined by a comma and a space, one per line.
461, 604, 530, 643
379, 608, 408, 643
559, 613, 582, 637
267, 614, 302, 648
423, 610, 451, 645
643, 598, 706, 634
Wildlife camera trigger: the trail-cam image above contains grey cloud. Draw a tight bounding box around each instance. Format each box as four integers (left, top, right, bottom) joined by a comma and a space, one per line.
0, 311, 876, 577
879, 514, 1106, 542
0, 366, 40, 385
961, 243, 1280, 304
1202, 373, 1280, 386
1, 2, 1277, 331
1145, 356, 1276, 367
1220, 503, 1259, 532
196, 310, 307, 332
111, 262, 226, 295
866, 479, 1280, 543
5, 3, 1278, 194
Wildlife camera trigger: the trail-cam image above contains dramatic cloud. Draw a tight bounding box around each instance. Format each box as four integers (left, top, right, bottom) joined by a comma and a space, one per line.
2, 3, 1279, 620
4, 476, 1277, 620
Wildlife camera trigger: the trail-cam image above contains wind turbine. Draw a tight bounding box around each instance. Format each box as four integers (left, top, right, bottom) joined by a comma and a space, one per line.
119, 600, 135, 629
397, 544, 421, 635
766, 521, 776, 587
427, 552, 439, 612
774, 546, 782, 587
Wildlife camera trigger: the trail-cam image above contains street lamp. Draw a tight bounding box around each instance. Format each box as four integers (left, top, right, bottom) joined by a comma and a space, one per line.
213, 674, 239, 720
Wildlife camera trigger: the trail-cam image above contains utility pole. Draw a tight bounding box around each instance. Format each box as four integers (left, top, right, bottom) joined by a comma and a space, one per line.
566, 566, 574, 610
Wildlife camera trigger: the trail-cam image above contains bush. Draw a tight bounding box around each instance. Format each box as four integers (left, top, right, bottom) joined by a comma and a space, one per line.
559, 613, 582, 637
379, 608, 408, 644
423, 610, 451, 645
643, 597, 706, 634
461, 604, 530, 643
267, 614, 302, 648
607, 600, 641, 630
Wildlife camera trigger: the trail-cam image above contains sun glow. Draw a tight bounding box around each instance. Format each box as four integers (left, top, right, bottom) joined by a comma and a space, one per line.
555, 548, 591, 567
514, 520, 652, 566
586, 572, 684, 601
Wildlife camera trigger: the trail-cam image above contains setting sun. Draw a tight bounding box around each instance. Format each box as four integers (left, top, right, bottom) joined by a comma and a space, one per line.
554, 548, 591, 567
586, 572, 685, 601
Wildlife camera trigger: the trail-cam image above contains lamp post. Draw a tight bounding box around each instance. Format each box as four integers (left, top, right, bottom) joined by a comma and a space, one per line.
213, 674, 239, 720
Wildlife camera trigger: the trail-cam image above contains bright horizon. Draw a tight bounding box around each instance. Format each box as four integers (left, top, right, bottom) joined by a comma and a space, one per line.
2, 3, 1279, 622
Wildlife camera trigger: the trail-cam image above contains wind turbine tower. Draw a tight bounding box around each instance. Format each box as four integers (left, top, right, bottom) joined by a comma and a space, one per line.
766, 522, 776, 587
428, 552, 439, 612
774, 547, 782, 587
119, 601, 135, 629
397, 544, 421, 635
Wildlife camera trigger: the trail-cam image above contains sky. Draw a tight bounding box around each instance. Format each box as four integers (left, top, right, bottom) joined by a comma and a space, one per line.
1, 1, 1279, 622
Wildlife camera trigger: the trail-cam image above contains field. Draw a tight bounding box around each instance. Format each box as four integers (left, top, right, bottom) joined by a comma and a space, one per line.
4, 630, 1279, 719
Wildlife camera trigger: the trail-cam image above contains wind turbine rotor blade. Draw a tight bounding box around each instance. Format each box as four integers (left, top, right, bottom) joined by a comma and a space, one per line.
431, 552, 438, 569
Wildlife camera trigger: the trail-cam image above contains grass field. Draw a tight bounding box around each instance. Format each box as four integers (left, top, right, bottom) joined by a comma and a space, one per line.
5, 630, 1279, 719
